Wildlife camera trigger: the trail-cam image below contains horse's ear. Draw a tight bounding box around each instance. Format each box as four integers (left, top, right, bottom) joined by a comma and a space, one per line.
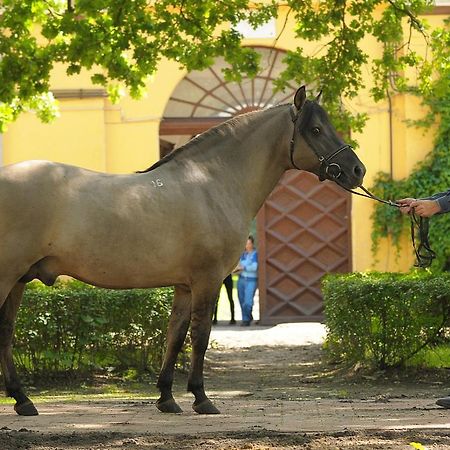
294, 85, 307, 111
315, 90, 323, 104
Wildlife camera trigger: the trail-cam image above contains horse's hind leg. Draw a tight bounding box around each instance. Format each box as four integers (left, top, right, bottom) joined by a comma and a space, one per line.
0, 282, 38, 416
156, 285, 192, 413
188, 279, 222, 415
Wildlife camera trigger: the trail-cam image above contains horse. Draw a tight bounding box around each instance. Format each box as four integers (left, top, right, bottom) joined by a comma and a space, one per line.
0, 86, 365, 416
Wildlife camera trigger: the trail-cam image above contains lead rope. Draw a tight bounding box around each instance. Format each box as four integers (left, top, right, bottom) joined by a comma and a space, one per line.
337, 184, 435, 268
410, 213, 436, 268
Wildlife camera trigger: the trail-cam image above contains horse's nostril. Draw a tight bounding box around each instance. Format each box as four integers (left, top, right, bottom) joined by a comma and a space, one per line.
354, 165, 364, 178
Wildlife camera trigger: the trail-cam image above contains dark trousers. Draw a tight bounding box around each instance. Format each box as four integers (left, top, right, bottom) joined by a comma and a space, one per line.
213, 274, 235, 322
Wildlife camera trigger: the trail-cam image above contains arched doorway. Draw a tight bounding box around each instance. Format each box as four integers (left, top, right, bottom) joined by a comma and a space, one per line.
159, 46, 296, 153
159, 47, 351, 324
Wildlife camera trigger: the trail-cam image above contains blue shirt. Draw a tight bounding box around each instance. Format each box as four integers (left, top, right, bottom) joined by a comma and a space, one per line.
239, 250, 258, 279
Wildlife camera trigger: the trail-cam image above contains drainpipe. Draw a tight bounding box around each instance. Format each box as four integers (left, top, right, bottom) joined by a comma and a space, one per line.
386, 89, 394, 179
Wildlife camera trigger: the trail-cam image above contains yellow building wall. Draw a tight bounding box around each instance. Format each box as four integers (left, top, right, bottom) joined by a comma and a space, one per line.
1, 6, 446, 272
350, 11, 447, 272
3, 57, 187, 173
3, 98, 107, 171
104, 58, 186, 173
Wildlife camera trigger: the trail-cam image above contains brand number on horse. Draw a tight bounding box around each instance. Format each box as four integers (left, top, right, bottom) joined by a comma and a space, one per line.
151, 179, 164, 187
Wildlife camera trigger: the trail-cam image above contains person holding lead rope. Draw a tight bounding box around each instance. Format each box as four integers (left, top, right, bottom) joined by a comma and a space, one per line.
398, 189, 450, 409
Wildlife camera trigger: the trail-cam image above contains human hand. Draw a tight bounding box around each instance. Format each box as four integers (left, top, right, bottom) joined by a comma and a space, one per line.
397, 198, 416, 215
409, 199, 441, 217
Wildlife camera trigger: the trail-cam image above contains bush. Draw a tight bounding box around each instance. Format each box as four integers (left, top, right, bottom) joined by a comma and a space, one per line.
13, 281, 175, 377
323, 271, 450, 369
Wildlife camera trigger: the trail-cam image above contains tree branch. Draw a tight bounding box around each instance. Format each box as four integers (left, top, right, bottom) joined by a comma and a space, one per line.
386, 0, 429, 43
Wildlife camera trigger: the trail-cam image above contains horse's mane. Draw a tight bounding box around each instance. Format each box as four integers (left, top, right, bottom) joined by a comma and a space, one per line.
136, 103, 290, 173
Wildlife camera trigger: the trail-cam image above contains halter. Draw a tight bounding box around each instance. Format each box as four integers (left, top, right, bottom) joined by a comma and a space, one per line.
288, 102, 435, 268
289, 103, 353, 181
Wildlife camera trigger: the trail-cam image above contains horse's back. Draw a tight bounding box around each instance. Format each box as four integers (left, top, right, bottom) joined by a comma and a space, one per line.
1, 159, 73, 182
0, 160, 90, 203
0, 160, 62, 214
0, 160, 94, 232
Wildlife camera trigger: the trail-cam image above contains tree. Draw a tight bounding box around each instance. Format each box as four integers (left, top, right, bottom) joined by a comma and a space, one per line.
0, 0, 442, 132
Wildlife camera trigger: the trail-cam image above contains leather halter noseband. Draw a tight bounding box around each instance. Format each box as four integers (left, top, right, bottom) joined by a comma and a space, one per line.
289, 103, 353, 181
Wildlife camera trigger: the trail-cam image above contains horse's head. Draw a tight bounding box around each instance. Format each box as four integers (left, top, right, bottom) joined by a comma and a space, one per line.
289, 86, 366, 189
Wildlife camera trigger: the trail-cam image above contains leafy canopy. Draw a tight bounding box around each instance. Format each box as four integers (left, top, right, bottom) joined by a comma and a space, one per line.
0, 0, 439, 132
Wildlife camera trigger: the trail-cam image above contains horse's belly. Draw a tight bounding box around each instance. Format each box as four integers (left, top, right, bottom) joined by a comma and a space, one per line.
61, 257, 183, 289
48, 237, 188, 289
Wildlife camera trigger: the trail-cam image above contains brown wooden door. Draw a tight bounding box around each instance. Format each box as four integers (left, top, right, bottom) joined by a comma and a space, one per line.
256, 170, 351, 324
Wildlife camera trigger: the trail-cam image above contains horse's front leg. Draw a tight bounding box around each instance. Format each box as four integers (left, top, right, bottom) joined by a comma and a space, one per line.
156, 285, 191, 413
0, 282, 38, 416
188, 279, 222, 414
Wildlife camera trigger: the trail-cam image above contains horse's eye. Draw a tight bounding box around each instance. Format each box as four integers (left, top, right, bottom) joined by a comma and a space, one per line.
311, 127, 321, 136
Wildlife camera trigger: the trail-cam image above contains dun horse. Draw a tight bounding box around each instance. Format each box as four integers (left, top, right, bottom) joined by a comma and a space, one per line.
0, 86, 365, 416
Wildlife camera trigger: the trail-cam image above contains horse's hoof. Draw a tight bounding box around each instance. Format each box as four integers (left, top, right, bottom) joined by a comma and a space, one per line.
14, 400, 39, 416
192, 399, 220, 414
156, 398, 183, 413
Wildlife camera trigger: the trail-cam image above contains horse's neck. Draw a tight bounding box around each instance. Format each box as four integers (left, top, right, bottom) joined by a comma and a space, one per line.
188, 106, 292, 220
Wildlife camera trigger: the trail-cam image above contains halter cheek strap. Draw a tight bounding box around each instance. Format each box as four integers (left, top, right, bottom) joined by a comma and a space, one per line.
289, 106, 302, 171
289, 103, 353, 181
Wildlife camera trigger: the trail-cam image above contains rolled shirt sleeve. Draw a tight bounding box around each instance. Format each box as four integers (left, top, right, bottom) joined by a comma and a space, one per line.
424, 190, 450, 214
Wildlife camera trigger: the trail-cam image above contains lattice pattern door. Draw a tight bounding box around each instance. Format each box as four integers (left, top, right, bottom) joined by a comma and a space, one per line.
257, 170, 351, 324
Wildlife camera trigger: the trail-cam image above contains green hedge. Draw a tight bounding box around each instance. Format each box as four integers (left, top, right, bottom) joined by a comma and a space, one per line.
323, 272, 450, 369
14, 281, 175, 377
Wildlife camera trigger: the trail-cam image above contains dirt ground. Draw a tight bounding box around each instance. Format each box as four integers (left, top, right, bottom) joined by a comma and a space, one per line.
0, 322, 449, 449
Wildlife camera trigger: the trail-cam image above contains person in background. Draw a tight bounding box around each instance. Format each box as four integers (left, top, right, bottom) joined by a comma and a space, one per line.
397, 189, 450, 409
236, 235, 258, 326
212, 274, 236, 325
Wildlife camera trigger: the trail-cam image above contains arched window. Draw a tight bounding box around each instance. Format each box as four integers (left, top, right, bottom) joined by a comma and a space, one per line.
159, 47, 296, 155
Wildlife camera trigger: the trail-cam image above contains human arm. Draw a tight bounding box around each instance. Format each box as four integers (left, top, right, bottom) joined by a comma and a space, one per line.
397, 190, 450, 217
409, 199, 441, 217
423, 190, 450, 214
